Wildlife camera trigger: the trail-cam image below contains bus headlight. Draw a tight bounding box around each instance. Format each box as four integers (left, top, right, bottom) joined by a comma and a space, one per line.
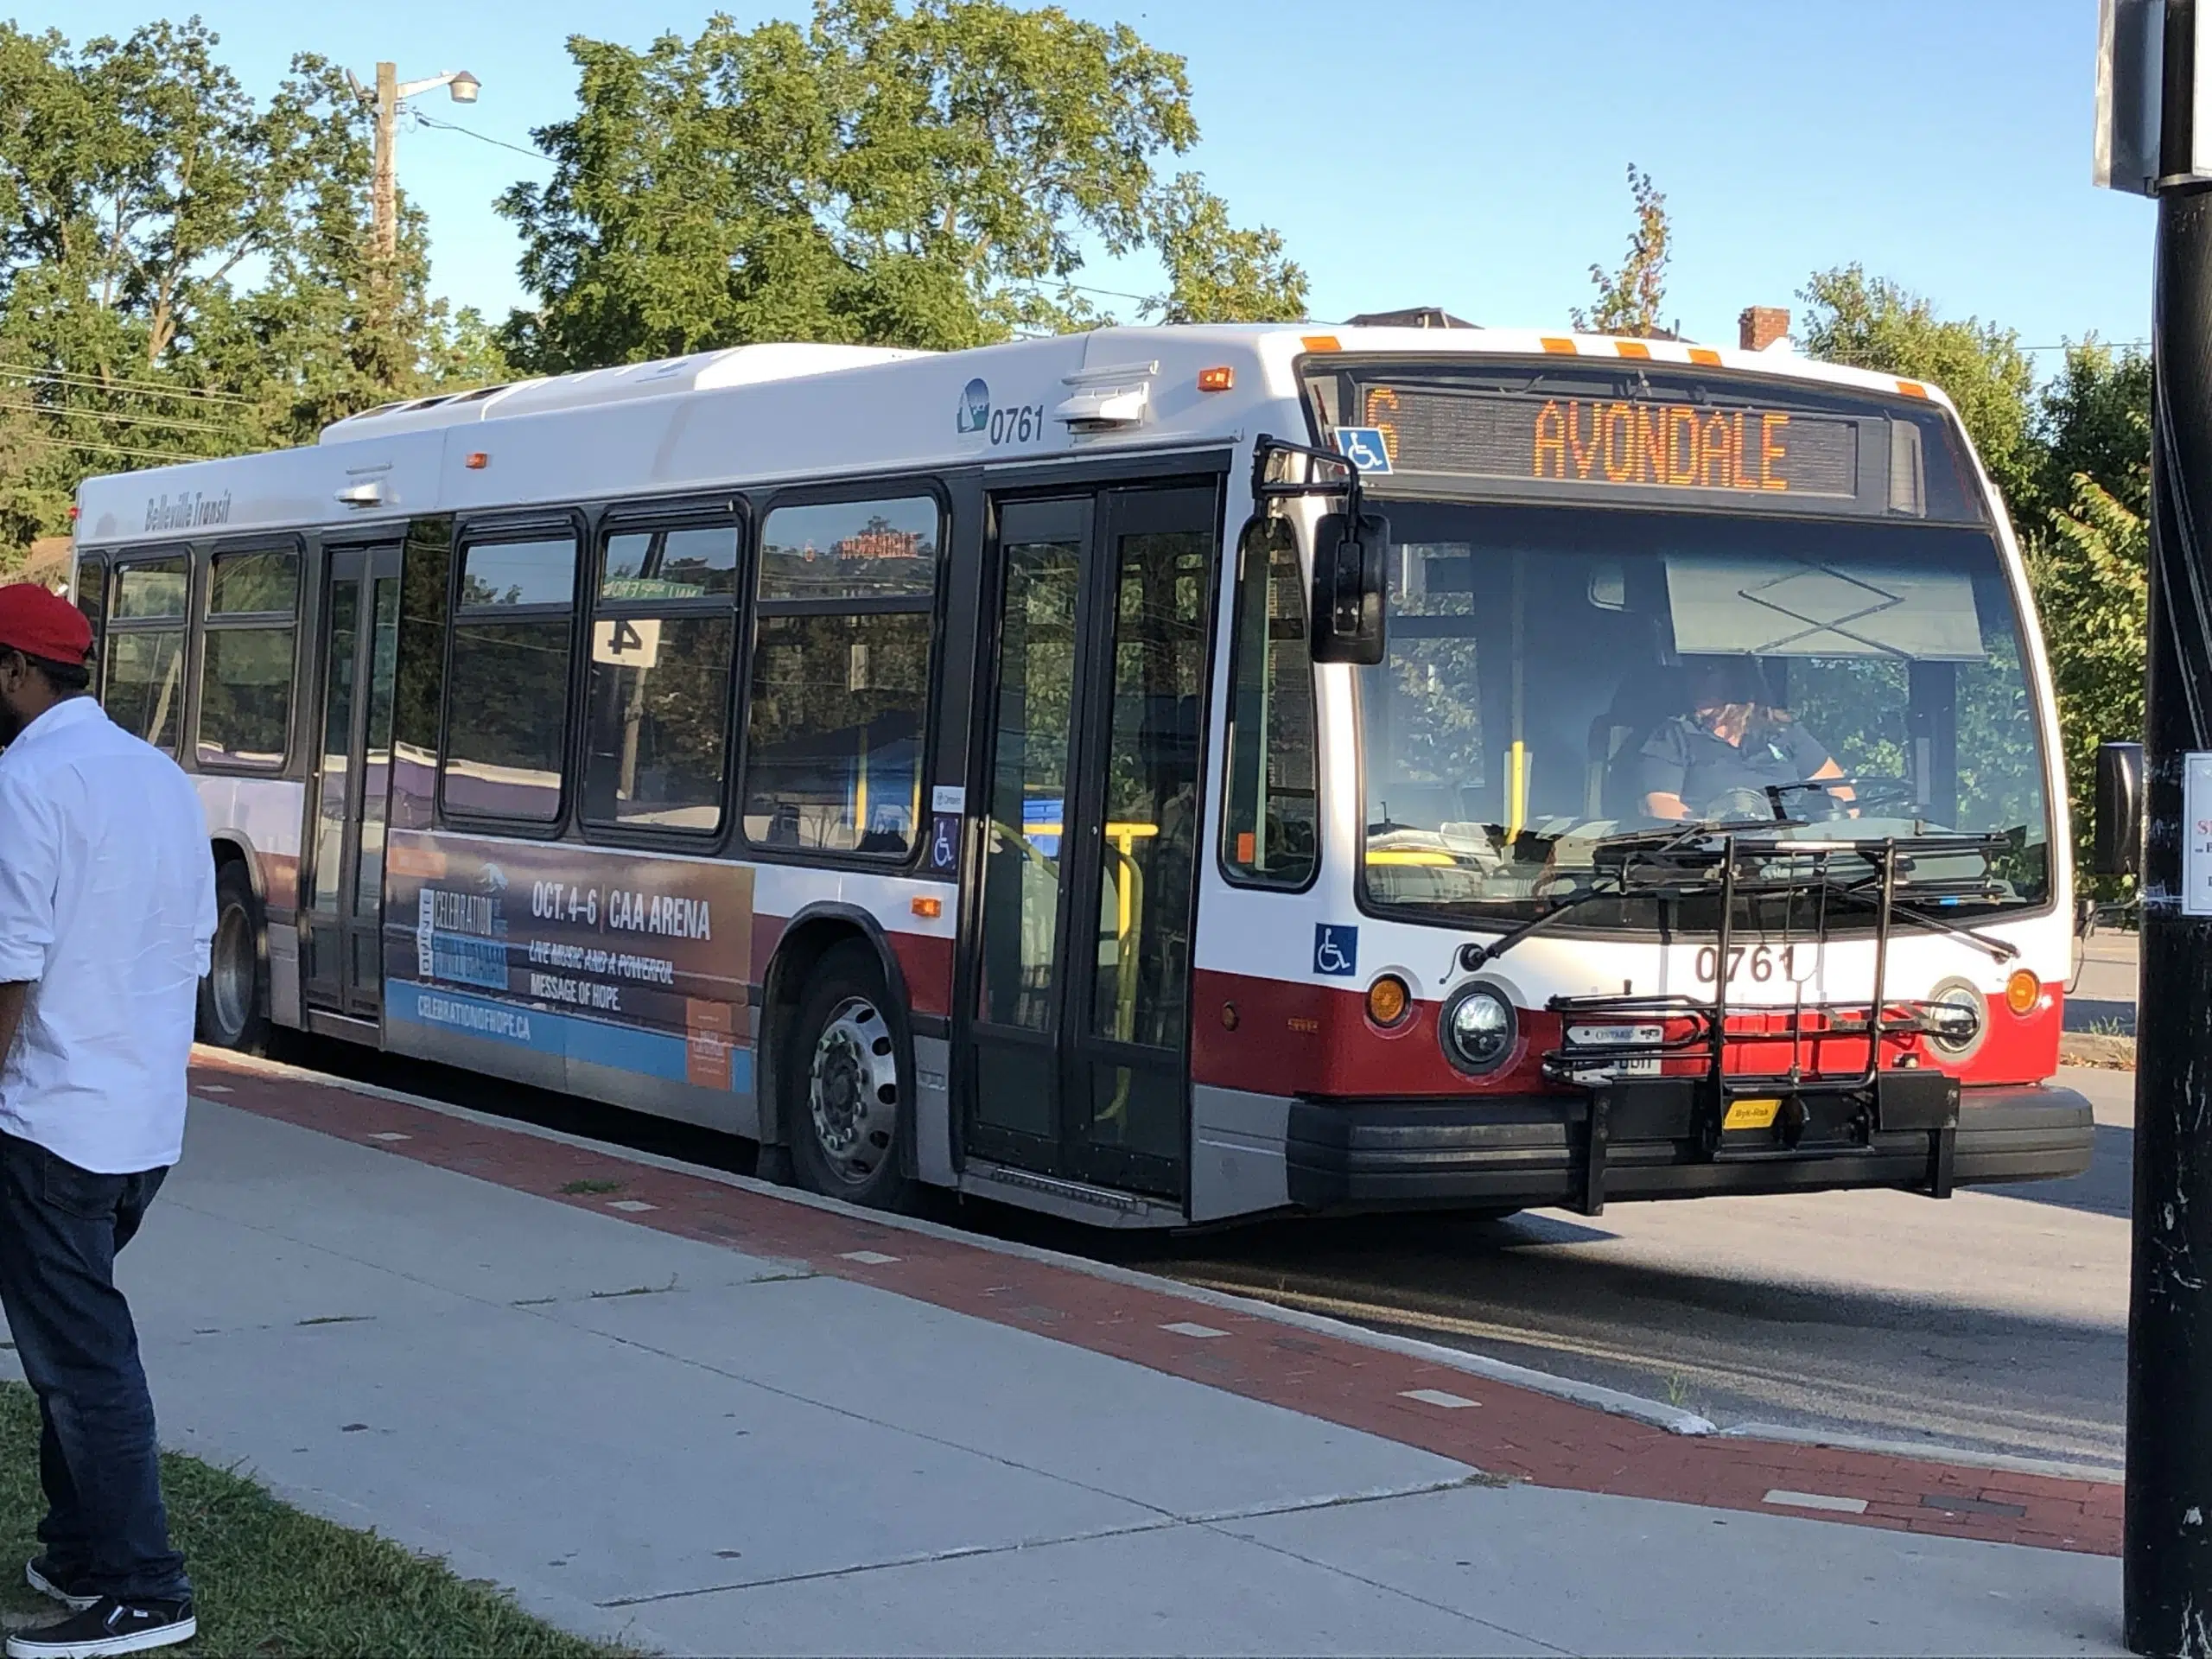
1442, 983, 1517, 1075
1925, 977, 1986, 1059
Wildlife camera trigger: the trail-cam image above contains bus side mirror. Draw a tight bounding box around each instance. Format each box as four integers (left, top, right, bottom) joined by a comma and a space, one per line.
1310, 510, 1389, 666
2093, 740, 2144, 878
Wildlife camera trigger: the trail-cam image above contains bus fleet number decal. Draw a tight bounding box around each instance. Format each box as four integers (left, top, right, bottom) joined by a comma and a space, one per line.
989, 404, 1046, 446
1694, 944, 1801, 984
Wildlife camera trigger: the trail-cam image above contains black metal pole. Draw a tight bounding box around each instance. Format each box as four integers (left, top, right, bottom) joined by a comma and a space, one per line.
2126, 173, 2212, 1658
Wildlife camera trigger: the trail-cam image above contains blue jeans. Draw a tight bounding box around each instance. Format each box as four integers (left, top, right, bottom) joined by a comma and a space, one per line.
0, 1131, 187, 1603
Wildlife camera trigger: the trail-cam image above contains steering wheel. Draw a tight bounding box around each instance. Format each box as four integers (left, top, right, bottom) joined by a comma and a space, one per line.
1699, 787, 1775, 825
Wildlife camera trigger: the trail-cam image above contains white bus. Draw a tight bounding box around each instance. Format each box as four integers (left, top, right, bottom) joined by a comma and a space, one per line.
68, 321, 2091, 1227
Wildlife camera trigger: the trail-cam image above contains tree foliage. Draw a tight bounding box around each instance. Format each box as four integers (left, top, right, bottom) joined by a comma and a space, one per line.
0, 18, 504, 552
498, 0, 1304, 372
2031, 476, 2148, 861
1797, 264, 2041, 516
1571, 164, 1669, 337
1796, 270, 2152, 874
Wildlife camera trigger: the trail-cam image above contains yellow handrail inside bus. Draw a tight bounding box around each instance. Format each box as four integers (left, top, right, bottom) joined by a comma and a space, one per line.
1506, 740, 1528, 842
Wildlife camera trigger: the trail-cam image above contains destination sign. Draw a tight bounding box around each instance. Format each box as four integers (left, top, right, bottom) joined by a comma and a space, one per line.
1356, 385, 1861, 500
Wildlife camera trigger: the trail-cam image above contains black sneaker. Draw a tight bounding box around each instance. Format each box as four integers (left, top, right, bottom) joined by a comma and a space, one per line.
4, 1598, 195, 1658
21, 1558, 97, 1612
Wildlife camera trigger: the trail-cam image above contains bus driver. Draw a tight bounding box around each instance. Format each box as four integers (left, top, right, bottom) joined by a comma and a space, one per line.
1637, 657, 1853, 823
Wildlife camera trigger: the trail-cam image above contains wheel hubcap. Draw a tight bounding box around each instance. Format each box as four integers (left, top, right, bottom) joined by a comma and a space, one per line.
808, 996, 897, 1185
209, 901, 253, 1041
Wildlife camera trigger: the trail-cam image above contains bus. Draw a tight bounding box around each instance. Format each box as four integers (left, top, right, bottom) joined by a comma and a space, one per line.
67, 322, 2093, 1228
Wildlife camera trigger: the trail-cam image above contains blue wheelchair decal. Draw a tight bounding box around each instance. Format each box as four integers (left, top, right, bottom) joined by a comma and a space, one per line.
929, 813, 961, 872
1333, 427, 1393, 474
1313, 925, 1359, 977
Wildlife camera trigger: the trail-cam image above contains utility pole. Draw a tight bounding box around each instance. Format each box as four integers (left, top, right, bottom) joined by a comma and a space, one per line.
2101, 3, 2212, 1652
372, 61, 398, 276
354, 62, 480, 285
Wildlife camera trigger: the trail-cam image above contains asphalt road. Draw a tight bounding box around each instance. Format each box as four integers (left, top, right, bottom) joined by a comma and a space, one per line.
1152, 1065, 2133, 1476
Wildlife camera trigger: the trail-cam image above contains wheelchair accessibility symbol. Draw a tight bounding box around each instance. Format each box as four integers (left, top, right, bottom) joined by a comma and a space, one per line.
1332, 426, 1393, 474
1313, 925, 1358, 976
929, 812, 961, 873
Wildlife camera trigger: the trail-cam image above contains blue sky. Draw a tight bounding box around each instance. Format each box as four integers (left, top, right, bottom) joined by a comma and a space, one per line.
29, 0, 2152, 372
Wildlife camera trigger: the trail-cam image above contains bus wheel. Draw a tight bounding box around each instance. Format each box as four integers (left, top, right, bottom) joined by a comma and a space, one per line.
198, 862, 269, 1054
786, 943, 912, 1211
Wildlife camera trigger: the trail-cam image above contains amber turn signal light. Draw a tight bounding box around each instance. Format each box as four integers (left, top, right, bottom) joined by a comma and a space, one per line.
1366, 975, 1411, 1028
1197, 365, 1234, 392
910, 894, 944, 919
2005, 969, 2041, 1015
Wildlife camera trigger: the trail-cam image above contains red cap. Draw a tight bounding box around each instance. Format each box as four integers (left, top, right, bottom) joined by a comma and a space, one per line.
0, 583, 93, 666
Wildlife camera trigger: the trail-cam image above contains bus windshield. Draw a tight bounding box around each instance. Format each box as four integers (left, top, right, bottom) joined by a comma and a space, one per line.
1358, 501, 2051, 925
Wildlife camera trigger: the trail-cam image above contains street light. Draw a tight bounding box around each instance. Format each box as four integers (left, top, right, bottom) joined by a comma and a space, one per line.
366, 63, 484, 266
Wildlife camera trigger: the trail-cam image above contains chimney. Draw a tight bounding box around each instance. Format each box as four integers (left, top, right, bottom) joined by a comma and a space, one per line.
1738, 306, 1789, 352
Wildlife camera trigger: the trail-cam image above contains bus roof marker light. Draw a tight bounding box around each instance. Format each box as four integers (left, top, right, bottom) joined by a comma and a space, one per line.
1615, 340, 1652, 360
1897, 378, 1931, 399
1197, 366, 1235, 392
1541, 337, 1578, 355
1689, 347, 1723, 366
1301, 334, 1341, 353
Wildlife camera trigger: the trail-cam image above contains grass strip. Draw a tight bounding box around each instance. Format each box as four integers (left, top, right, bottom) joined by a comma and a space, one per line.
0, 1382, 632, 1657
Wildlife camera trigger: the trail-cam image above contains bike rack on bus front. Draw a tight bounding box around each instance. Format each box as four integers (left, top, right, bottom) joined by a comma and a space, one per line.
1541, 831, 2016, 1214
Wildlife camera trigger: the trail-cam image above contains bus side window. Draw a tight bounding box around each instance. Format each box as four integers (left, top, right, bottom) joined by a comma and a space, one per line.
73, 556, 110, 677
197, 545, 300, 769
742, 493, 940, 857
1221, 518, 1319, 888
582, 520, 741, 836
442, 532, 580, 824
105, 553, 191, 755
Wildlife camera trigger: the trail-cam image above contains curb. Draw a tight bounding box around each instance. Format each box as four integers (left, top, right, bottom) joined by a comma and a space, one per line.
194, 1046, 2117, 1487
1717, 1421, 2121, 1488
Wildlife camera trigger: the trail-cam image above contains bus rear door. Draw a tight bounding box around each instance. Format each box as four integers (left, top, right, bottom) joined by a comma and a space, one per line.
302, 543, 402, 1022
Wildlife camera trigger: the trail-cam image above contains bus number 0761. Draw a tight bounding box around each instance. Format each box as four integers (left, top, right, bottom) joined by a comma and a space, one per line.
1695, 944, 1798, 983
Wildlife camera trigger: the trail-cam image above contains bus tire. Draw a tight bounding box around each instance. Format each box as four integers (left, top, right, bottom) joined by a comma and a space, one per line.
785, 941, 913, 1211
198, 861, 270, 1054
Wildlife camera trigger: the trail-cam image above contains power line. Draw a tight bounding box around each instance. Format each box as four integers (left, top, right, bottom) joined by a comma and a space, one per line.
18, 432, 200, 466
413, 111, 554, 166
0, 398, 237, 438
0, 363, 265, 409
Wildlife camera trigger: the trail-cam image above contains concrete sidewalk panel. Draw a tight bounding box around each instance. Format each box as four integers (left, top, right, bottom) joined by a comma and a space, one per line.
625, 1516, 1541, 1658
142, 1294, 1160, 1608
554, 1272, 1477, 1516
161, 1103, 804, 1302
1219, 1481, 2126, 1657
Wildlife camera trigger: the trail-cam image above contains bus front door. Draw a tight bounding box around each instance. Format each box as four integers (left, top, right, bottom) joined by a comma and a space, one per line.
302, 543, 402, 1021
963, 483, 1219, 1205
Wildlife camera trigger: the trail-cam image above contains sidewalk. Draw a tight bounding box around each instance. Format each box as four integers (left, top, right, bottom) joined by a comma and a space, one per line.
9, 1051, 2121, 1656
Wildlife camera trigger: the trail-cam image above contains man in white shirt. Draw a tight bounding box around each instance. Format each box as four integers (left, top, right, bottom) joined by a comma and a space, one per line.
0, 583, 211, 1659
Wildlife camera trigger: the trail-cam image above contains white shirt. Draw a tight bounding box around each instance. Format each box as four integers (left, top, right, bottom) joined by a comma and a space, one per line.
0, 697, 215, 1173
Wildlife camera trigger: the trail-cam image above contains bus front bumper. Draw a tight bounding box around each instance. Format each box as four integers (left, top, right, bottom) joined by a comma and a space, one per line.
1282, 1081, 2094, 1215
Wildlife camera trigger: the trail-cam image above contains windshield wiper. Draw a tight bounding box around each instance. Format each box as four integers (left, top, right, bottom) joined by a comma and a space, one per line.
1464, 823, 1712, 968
1811, 874, 2019, 963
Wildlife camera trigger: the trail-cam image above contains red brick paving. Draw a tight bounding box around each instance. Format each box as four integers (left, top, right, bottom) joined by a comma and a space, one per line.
189, 1048, 2120, 1557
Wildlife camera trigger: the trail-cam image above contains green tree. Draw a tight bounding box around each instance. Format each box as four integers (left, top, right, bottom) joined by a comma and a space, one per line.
1141, 172, 1306, 324
1571, 164, 1669, 337
498, 0, 1303, 371
1796, 264, 2040, 519
0, 19, 505, 545
2037, 336, 2151, 518
2030, 478, 2148, 861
